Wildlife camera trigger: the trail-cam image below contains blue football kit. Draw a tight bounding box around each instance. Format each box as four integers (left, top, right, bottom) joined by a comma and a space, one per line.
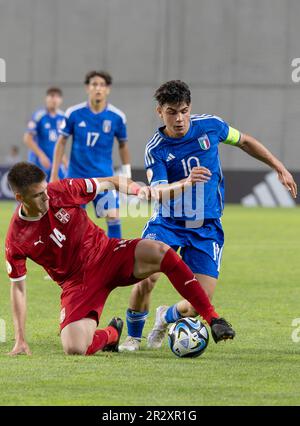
142, 114, 241, 278
26, 108, 66, 181
59, 102, 128, 219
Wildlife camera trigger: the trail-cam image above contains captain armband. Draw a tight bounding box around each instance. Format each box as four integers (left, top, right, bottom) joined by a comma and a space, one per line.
222, 126, 241, 145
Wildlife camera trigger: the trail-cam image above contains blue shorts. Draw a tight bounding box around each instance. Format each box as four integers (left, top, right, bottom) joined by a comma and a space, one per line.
90, 190, 120, 218
142, 216, 224, 278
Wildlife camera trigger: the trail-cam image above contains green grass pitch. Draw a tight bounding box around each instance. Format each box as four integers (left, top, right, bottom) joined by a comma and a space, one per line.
0, 201, 300, 406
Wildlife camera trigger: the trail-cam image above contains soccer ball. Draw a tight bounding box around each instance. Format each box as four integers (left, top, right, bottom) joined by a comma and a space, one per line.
168, 317, 209, 358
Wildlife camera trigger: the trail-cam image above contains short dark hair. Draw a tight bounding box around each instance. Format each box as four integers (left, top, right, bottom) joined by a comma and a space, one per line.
7, 162, 46, 194
46, 87, 63, 97
84, 70, 113, 86
154, 80, 191, 106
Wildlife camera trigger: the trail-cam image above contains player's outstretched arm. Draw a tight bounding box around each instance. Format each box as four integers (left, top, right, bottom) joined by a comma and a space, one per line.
236, 133, 297, 198
8, 279, 31, 356
139, 166, 212, 202
50, 135, 68, 182
94, 176, 142, 196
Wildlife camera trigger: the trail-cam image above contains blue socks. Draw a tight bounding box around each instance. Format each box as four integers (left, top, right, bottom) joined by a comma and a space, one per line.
165, 304, 182, 324
126, 309, 148, 340
107, 219, 122, 238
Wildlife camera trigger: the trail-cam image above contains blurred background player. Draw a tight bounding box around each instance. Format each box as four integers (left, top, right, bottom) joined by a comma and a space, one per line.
50, 70, 131, 239
4, 145, 22, 166
119, 80, 297, 352
24, 87, 67, 181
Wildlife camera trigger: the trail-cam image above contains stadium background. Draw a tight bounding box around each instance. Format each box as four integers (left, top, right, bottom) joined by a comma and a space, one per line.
0, 0, 299, 204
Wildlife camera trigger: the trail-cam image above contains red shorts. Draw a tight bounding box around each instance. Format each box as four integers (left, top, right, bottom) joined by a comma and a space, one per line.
59, 238, 142, 330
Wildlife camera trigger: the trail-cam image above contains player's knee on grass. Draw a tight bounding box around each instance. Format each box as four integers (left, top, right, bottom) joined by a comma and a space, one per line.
61, 318, 96, 355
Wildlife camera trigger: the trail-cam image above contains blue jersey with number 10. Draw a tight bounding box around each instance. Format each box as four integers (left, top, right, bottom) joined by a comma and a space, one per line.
145, 114, 241, 221
59, 102, 127, 178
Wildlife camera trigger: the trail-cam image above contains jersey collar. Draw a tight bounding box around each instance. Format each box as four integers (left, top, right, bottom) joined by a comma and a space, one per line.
158, 120, 195, 143
18, 205, 48, 222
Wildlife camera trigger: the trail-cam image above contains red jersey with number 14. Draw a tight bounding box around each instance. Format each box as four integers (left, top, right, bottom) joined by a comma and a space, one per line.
5, 178, 109, 286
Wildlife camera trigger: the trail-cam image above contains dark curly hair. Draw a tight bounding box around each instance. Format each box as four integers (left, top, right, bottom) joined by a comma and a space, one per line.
154, 80, 191, 106
8, 162, 46, 194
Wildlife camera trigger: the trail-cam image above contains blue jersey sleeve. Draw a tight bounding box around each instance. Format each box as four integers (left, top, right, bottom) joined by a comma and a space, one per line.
115, 114, 127, 142
144, 142, 168, 186
211, 116, 230, 143
25, 109, 45, 135
59, 109, 74, 137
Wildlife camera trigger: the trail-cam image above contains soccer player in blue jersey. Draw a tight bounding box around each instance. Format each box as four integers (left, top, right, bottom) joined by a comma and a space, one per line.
119, 80, 297, 352
24, 87, 67, 181
50, 71, 131, 239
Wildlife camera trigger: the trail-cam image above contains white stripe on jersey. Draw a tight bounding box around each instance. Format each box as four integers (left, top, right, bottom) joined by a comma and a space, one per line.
65, 102, 88, 119
10, 275, 27, 282
33, 109, 47, 123
85, 179, 94, 193
145, 133, 163, 166
145, 133, 160, 166
191, 114, 224, 123
107, 103, 127, 124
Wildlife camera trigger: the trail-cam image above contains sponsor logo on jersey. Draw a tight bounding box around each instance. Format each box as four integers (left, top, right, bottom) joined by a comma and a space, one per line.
55, 208, 70, 224
34, 236, 44, 246
78, 121, 86, 127
103, 120, 112, 133
166, 153, 176, 162
44, 123, 51, 129
198, 134, 210, 150
5, 260, 12, 274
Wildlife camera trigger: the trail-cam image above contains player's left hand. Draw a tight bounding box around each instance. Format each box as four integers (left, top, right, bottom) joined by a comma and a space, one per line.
277, 168, 297, 198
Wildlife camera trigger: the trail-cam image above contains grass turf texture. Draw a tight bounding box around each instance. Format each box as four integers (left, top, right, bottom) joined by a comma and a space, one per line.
0, 201, 300, 406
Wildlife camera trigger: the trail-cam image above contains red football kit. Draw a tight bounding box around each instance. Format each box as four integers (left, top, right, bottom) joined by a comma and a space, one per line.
5, 178, 141, 329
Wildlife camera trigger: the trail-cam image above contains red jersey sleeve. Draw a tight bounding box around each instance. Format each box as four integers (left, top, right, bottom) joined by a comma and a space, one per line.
47, 178, 100, 206
5, 241, 27, 282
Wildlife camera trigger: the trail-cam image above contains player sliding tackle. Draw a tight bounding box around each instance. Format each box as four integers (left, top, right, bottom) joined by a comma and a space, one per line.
5, 162, 235, 356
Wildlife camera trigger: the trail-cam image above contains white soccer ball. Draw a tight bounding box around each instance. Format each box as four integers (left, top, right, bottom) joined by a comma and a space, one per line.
168, 317, 209, 358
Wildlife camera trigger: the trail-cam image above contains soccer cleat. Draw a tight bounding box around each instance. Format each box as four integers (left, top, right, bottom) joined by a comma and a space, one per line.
210, 317, 235, 343
102, 317, 123, 352
119, 336, 141, 352
147, 305, 168, 349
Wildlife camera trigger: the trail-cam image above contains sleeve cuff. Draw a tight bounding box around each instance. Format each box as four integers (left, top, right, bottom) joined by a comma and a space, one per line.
10, 275, 26, 282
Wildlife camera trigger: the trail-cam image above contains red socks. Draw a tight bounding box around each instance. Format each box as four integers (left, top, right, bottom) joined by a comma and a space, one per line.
85, 326, 118, 356
160, 248, 219, 325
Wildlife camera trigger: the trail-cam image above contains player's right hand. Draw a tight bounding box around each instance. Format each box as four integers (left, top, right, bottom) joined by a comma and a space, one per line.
39, 153, 51, 169
187, 167, 212, 184
7, 340, 32, 356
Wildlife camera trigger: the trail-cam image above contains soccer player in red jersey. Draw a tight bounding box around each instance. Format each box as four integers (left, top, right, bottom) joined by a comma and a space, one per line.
5, 162, 235, 356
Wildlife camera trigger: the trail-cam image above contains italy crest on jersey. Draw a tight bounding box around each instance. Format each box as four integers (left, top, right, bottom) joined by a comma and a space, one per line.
198, 134, 210, 150
103, 120, 112, 133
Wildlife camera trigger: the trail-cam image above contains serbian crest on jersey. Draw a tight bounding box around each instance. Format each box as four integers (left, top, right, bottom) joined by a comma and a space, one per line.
198, 134, 210, 150
55, 208, 70, 224
103, 120, 112, 133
